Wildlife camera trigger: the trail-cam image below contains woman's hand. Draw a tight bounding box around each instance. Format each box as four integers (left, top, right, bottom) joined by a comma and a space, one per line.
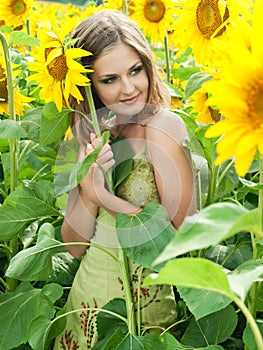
79, 133, 115, 205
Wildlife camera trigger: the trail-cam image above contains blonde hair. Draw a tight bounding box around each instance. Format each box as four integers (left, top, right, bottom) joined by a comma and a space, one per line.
69, 10, 170, 143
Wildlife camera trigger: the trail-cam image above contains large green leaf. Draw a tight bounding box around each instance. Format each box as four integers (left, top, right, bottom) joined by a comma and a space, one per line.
0, 119, 27, 138
47, 252, 80, 285
228, 259, 263, 301
154, 202, 248, 265
144, 258, 233, 298
243, 321, 263, 350
162, 333, 224, 349
184, 71, 212, 99
116, 202, 175, 270
0, 282, 62, 350
177, 287, 231, 320
0, 180, 61, 241
96, 298, 128, 339
181, 305, 237, 346
116, 332, 166, 350
6, 223, 65, 281
111, 135, 134, 189
10, 31, 40, 46
39, 102, 70, 146
92, 328, 125, 350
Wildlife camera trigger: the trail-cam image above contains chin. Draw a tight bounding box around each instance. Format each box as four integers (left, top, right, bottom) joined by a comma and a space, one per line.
110, 102, 147, 119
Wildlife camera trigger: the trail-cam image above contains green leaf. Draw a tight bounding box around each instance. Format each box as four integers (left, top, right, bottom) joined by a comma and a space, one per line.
39, 102, 70, 146
5, 223, 65, 281
111, 135, 134, 188
181, 305, 238, 346
92, 328, 125, 350
228, 259, 263, 301
162, 334, 225, 349
116, 202, 175, 270
21, 107, 42, 142
184, 71, 212, 99
154, 202, 247, 265
47, 252, 80, 285
0, 119, 27, 138
96, 298, 128, 339
238, 177, 263, 191
243, 321, 263, 350
0, 180, 61, 241
9, 31, 40, 46
144, 258, 233, 298
0, 282, 62, 350
27, 316, 54, 350
116, 332, 166, 350
59, 130, 111, 194
177, 287, 231, 320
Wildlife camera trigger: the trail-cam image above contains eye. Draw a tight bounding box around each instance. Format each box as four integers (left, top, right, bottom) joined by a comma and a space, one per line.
100, 76, 118, 84
130, 65, 144, 76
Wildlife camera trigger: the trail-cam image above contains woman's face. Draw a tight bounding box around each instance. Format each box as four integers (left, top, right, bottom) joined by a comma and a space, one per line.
91, 42, 149, 119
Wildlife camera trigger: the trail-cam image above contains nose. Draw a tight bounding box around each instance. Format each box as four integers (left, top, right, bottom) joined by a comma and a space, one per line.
121, 77, 135, 95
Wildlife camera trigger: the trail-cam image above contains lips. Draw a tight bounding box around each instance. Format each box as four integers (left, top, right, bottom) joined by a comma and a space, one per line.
120, 94, 139, 104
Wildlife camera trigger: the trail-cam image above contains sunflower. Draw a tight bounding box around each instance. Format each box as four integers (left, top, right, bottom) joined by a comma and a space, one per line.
175, 0, 252, 65
0, 64, 33, 117
0, 0, 35, 28
130, 0, 176, 43
188, 87, 220, 124
204, 1, 263, 176
27, 28, 92, 112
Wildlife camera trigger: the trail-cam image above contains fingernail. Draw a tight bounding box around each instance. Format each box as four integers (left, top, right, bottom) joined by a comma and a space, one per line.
87, 143, 93, 151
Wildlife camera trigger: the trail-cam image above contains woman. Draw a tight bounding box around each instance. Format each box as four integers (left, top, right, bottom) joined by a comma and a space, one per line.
53, 10, 196, 349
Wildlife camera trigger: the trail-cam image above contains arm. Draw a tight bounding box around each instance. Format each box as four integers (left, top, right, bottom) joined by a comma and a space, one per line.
146, 110, 196, 228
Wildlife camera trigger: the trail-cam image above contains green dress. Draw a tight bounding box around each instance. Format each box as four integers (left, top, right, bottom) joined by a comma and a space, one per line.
53, 147, 177, 349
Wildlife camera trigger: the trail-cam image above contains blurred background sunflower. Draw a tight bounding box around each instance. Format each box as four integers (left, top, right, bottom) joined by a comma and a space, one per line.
175, 0, 252, 66
0, 0, 36, 28
130, 0, 176, 43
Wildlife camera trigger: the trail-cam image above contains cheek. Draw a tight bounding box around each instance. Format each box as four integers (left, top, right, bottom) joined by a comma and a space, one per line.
95, 86, 118, 105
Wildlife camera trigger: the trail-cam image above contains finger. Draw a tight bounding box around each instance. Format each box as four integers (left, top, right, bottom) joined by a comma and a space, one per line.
85, 142, 94, 155
100, 158, 115, 172
77, 145, 86, 162
97, 149, 114, 165
90, 133, 102, 149
98, 143, 112, 156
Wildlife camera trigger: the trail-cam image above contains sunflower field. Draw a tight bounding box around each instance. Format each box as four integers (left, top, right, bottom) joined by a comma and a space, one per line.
0, 0, 263, 349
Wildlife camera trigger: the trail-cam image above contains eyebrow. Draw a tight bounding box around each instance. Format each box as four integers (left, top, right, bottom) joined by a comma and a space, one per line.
97, 61, 142, 79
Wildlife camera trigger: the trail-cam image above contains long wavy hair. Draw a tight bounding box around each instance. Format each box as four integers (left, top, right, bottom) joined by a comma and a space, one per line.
69, 10, 170, 144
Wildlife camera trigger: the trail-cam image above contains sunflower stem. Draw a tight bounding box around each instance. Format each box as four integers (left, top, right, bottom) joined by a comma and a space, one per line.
205, 163, 219, 206
118, 249, 137, 335
164, 30, 171, 83
0, 31, 19, 291
123, 0, 129, 16
85, 84, 101, 137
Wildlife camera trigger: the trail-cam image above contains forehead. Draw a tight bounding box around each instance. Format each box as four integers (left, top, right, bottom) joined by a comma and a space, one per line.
93, 42, 141, 75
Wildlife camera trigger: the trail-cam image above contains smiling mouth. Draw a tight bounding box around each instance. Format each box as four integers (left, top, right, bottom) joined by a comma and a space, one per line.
120, 94, 139, 104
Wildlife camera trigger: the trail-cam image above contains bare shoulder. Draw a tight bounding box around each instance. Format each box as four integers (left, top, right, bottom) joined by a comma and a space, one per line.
146, 109, 189, 146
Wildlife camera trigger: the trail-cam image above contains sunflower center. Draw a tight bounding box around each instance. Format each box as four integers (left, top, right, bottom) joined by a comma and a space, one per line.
11, 0, 26, 16
45, 48, 68, 82
0, 66, 8, 103
143, 0, 165, 23
196, 0, 229, 39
